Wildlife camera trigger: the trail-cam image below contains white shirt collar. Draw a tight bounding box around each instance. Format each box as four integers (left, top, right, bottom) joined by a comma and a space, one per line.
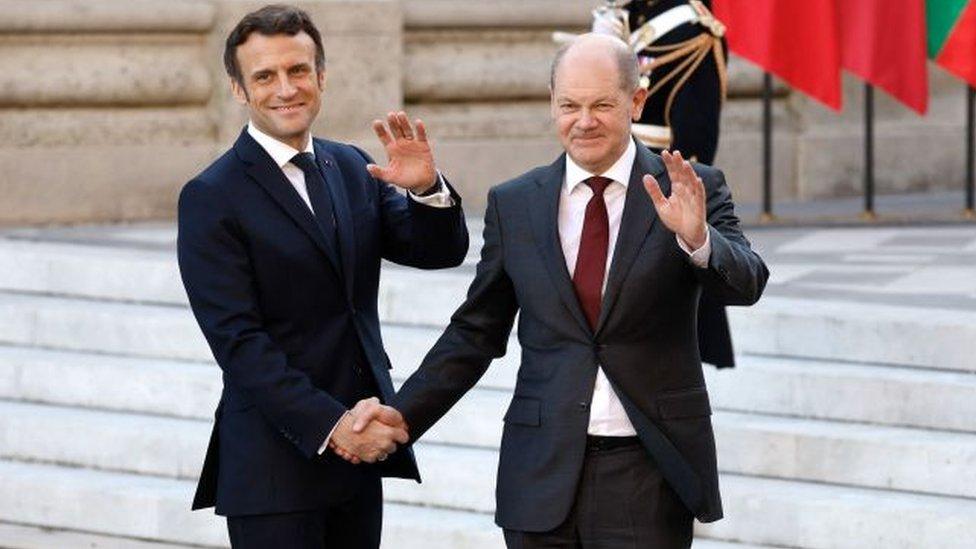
564, 138, 637, 192
247, 122, 314, 169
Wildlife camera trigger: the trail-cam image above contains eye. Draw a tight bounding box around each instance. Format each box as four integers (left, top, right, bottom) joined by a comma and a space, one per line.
289, 65, 311, 76
254, 73, 272, 83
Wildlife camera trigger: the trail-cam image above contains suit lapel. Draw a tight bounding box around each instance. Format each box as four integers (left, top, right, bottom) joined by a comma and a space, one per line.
234, 130, 342, 275
595, 142, 667, 334
315, 142, 356, 301
528, 155, 592, 335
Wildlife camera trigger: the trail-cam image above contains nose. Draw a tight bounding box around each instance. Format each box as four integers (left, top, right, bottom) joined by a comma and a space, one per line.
276, 73, 297, 98
577, 109, 598, 129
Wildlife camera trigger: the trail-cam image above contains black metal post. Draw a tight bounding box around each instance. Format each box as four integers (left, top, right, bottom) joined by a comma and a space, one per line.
966, 85, 975, 218
761, 72, 774, 222
863, 83, 876, 220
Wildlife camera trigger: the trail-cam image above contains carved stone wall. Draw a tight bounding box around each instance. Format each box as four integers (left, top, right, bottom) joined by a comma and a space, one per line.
0, 0, 401, 225
0, 0, 968, 224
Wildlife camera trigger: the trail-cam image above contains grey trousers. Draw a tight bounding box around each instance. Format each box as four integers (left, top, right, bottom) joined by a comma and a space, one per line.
503, 441, 693, 549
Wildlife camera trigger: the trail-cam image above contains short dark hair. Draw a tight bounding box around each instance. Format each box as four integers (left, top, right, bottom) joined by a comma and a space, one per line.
224, 4, 326, 88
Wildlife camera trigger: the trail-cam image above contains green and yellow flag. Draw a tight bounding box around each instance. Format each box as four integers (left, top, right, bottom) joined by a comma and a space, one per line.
928, 0, 976, 86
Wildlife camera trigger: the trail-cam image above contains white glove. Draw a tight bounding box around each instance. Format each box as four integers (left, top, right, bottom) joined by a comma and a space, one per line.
591, 9, 627, 39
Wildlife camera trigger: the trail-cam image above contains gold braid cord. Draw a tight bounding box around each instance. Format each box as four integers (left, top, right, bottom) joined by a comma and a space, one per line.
642, 32, 727, 128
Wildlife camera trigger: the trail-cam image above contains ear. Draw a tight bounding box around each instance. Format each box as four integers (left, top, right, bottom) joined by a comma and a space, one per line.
317, 69, 327, 92
631, 86, 649, 121
230, 77, 248, 105
549, 85, 558, 119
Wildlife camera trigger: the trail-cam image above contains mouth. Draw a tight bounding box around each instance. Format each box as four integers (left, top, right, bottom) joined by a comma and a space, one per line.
572, 134, 603, 144
271, 103, 305, 113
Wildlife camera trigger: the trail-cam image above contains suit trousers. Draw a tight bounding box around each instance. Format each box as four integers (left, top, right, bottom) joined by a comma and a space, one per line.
226, 473, 382, 549
503, 441, 693, 549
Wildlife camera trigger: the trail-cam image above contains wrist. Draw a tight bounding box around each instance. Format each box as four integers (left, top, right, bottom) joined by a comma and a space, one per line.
683, 225, 707, 250
413, 182, 438, 196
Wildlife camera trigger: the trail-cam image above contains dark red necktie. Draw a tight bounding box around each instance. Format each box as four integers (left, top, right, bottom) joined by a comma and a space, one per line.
573, 176, 612, 330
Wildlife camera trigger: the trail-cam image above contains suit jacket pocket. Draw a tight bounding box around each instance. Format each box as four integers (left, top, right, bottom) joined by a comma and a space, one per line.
503, 396, 541, 427
657, 387, 711, 420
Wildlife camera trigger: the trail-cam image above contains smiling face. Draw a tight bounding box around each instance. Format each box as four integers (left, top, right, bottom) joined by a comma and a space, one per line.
551, 42, 647, 174
230, 31, 325, 150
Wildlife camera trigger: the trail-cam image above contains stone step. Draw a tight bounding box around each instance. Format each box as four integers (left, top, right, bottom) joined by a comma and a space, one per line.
3, 397, 974, 501
0, 460, 502, 548
728, 297, 976, 373
0, 459, 757, 549
399, 465, 976, 549
0, 234, 477, 311
0, 522, 199, 549
703, 355, 976, 433
698, 475, 976, 549
15, 451, 967, 549
0, 292, 210, 362
693, 542, 773, 549
2, 236, 975, 372
3, 331, 974, 435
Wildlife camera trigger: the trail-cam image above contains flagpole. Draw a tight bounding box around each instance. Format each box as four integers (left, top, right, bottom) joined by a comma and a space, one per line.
966, 85, 975, 219
760, 72, 775, 223
862, 83, 877, 221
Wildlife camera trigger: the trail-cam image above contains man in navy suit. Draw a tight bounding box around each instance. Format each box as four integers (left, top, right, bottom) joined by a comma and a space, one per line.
353, 34, 767, 547
176, 5, 468, 548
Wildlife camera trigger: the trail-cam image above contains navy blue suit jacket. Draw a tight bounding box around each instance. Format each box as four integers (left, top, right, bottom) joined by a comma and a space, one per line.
178, 129, 468, 516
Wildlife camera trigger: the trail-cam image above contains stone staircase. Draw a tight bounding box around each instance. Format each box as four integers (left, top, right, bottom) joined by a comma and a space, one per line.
0, 230, 974, 548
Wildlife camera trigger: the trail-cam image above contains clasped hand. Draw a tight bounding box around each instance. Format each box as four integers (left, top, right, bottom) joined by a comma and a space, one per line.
329, 397, 409, 464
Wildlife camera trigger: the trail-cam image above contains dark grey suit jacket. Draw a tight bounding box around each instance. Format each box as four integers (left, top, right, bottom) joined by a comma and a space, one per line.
393, 141, 768, 531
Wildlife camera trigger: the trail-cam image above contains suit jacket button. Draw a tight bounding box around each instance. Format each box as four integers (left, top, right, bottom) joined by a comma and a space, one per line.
578, 402, 589, 411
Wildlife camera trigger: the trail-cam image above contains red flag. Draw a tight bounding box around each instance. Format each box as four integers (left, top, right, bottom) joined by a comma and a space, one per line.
713, 0, 842, 110
840, 0, 929, 114
934, 1, 976, 88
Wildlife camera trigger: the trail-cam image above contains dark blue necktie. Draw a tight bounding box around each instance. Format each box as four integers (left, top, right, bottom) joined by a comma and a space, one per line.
290, 152, 336, 237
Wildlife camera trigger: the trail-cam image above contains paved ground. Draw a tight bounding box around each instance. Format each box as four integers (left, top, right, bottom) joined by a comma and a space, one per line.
3, 220, 974, 312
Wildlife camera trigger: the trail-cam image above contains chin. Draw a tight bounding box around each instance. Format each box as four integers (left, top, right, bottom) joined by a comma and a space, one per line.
572, 148, 607, 165
273, 122, 311, 139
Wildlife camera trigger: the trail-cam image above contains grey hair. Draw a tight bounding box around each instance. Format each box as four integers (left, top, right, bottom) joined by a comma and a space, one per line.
549, 37, 640, 92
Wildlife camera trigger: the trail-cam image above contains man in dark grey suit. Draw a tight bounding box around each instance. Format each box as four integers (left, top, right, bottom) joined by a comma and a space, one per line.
352, 33, 767, 547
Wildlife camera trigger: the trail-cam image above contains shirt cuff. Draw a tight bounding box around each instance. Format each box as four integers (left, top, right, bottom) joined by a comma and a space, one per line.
676, 226, 711, 268
318, 411, 348, 455
407, 172, 454, 208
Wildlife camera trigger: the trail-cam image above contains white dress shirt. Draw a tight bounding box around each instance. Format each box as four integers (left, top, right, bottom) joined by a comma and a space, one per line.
245, 122, 452, 454
559, 139, 711, 436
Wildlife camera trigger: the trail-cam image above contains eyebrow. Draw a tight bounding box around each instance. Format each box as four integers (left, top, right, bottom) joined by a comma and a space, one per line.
555, 95, 617, 104
249, 61, 313, 78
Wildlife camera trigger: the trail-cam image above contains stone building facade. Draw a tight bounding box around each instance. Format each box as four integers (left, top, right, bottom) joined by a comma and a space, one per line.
0, 0, 969, 224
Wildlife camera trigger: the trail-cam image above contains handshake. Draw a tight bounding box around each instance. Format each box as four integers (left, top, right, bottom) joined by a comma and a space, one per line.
328, 397, 409, 464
